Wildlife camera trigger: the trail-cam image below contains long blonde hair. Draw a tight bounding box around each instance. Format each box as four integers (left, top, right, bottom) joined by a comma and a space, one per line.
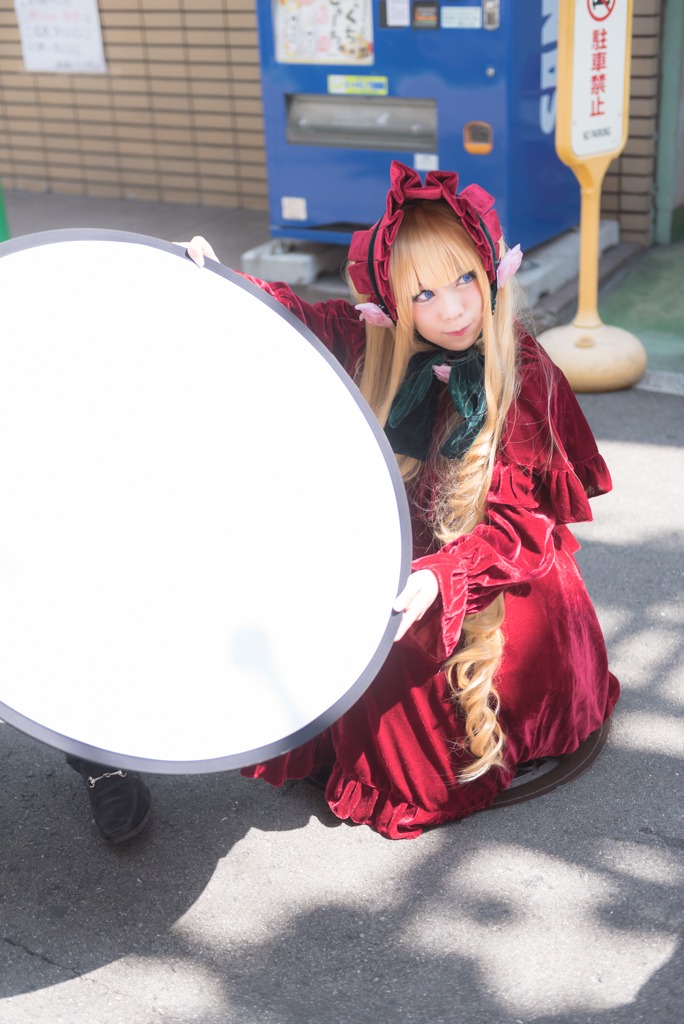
354, 200, 520, 782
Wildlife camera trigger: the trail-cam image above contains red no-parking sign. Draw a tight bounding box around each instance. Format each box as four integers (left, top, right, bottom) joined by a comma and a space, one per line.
557, 0, 632, 162
588, 0, 617, 22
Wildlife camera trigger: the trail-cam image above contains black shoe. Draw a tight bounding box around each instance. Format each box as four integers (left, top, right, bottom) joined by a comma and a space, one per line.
67, 756, 151, 844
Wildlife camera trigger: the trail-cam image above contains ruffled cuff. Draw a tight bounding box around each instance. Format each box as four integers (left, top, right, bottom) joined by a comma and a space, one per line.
409, 463, 557, 659
545, 451, 612, 523
491, 451, 612, 525
409, 554, 469, 661
572, 450, 613, 499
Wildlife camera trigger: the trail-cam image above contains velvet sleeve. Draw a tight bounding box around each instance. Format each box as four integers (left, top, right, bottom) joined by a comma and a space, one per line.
238, 274, 366, 376
410, 465, 558, 662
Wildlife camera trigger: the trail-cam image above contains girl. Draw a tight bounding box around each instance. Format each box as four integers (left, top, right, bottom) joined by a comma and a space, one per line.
189, 161, 619, 840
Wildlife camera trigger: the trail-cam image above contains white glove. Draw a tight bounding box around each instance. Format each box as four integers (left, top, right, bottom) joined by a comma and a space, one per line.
392, 569, 439, 642
173, 235, 219, 267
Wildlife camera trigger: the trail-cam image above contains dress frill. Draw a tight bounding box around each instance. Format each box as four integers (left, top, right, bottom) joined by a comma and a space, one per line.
246, 739, 515, 840
490, 450, 612, 524
325, 765, 512, 838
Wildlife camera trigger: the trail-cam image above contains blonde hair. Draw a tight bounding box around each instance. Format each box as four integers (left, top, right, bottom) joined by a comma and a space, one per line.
354, 200, 521, 782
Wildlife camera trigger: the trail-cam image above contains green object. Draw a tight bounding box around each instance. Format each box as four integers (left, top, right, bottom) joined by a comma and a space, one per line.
386, 347, 487, 461
655, 0, 684, 244
672, 205, 684, 245
0, 180, 9, 242
600, 242, 684, 374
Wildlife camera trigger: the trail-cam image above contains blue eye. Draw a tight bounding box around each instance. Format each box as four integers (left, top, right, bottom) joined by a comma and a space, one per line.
459, 271, 476, 285
413, 288, 434, 303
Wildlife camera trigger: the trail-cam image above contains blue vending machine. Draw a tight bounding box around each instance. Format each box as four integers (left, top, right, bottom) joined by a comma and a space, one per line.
255, 0, 576, 251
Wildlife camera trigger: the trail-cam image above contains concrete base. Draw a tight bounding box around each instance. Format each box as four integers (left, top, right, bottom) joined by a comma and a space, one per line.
240, 238, 345, 286
517, 219, 620, 307
538, 322, 648, 392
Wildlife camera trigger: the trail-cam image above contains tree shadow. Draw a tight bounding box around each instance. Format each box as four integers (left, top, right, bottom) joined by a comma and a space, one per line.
59, 739, 679, 1024
2, 389, 682, 1019
0, 724, 331, 998
3, 719, 681, 1022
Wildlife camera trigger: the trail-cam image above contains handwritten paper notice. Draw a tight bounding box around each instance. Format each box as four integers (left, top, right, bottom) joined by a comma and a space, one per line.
14, 0, 107, 74
274, 0, 373, 65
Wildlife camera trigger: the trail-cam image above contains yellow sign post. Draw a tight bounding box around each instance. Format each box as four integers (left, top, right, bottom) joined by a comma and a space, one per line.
539, 0, 647, 391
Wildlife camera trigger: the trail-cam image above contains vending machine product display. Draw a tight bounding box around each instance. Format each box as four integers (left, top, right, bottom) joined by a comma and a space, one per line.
255, 0, 578, 250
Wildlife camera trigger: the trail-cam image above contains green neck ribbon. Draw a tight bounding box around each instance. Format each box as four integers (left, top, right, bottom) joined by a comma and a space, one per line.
385, 346, 486, 461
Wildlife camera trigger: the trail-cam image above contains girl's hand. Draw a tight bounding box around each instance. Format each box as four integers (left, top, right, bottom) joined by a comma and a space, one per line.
174, 236, 219, 267
392, 569, 439, 642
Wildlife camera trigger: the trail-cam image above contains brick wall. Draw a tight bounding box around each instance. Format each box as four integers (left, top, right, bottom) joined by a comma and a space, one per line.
0, 0, 267, 210
602, 0, 661, 244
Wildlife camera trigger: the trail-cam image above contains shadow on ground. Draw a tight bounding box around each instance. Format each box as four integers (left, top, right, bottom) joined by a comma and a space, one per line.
1, 392, 682, 1024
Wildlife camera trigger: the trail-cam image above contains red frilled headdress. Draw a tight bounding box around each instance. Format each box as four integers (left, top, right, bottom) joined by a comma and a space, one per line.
347, 160, 504, 323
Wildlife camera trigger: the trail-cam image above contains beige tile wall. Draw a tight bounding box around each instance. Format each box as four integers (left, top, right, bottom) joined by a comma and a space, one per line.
602, 0, 661, 244
0, 0, 268, 210
0, 1, 664, 242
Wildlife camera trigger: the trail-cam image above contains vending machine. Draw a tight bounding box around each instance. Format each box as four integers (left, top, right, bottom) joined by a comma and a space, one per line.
254, 0, 576, 251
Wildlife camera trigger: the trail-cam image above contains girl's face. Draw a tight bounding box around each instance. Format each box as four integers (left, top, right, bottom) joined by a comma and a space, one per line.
411, 270, 484, 352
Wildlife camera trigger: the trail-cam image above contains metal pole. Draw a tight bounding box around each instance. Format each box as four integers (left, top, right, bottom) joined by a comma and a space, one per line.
573, 154, 612, 330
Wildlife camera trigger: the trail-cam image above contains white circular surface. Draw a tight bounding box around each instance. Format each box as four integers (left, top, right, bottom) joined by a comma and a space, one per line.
0, 230, 411, 772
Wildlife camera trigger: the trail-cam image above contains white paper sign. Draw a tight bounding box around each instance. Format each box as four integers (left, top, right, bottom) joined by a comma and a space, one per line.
414, 153, 439, 171
14, 0, 107, 74
570, 0, 629, 157
441, 7, 483, 29
387, 0, 410, 28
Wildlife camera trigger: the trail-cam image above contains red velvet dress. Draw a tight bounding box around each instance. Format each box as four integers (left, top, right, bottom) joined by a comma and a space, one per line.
240, 282, 620, 839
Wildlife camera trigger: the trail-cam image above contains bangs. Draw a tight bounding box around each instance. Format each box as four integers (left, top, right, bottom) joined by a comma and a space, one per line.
390, 202, 479, 299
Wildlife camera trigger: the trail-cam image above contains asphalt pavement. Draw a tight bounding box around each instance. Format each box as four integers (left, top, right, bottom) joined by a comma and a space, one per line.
1, 190, 683, 1024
